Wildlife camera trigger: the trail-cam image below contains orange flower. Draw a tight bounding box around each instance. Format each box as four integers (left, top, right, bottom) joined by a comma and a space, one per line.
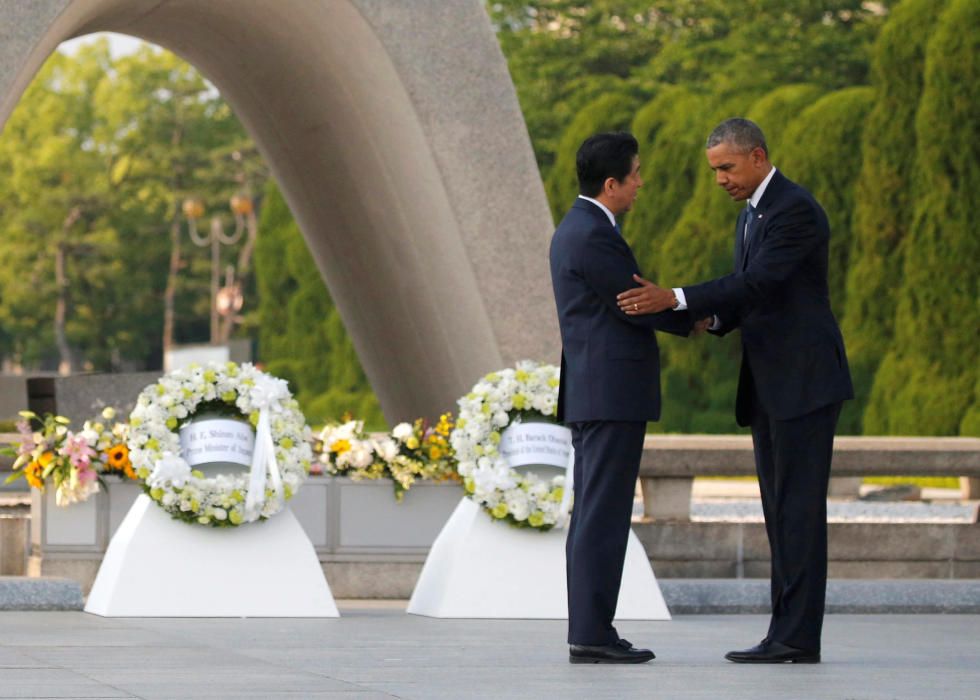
24, 461, 44, 490
105, 443, 136, 479
107, 443, 130, 470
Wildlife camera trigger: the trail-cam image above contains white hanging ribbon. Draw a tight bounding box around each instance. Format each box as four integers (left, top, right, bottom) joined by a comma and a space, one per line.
244, 407, 283, 519
241, 372, 291, 520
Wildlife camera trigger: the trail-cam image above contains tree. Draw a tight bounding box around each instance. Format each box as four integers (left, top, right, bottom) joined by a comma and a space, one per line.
488, 1, 675, 180
489, 1, 887, 188
0, 44, 114, 370
865, 0, 980, 436
97, 46, 266, 357
841, 0, 946, 432
641, 1, 884, 95
626, 86, 713, 280
254, 182, 384, 428
0, 42, 266, 372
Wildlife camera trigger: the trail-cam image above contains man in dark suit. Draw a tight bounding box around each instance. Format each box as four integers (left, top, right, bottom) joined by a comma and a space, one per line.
550, 132, 696, 664
617, 118, 853, 663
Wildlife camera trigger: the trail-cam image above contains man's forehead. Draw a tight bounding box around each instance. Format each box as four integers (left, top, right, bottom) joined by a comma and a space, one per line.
706, 143, 742, 164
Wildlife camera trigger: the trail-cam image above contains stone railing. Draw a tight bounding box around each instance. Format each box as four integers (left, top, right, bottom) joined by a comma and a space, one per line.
638, 435, 980, 520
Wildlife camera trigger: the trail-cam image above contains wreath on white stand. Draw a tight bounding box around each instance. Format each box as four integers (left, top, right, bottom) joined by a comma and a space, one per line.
127, 362, 313, 527
450, 361, 572, 531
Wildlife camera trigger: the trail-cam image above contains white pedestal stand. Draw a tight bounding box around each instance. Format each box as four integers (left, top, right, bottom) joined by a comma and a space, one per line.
85, 495, 339, 617
407, 497, 670, 619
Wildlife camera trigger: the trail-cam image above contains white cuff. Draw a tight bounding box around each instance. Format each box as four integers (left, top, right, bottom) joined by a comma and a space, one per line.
672, 287, 688, 311
708, 315, 722, 331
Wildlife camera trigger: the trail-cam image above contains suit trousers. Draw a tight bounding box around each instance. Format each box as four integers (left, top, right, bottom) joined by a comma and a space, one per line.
749, 386, 842, 653
565, 420, 646, 645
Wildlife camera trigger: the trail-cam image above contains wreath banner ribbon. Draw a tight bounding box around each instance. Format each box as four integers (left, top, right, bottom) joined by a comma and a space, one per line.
245, 407, 284, 519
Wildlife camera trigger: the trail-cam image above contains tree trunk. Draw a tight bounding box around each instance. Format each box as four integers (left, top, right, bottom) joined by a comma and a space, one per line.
54, 207, 81, 375
162, 214, 181, 360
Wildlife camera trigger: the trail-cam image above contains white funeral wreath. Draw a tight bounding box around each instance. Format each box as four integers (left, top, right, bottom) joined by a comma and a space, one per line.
450, 360, 572, 531
128, 362, 313, 527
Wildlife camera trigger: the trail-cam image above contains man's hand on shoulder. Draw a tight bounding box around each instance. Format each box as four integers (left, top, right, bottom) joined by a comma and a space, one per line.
617, 274, 677, 315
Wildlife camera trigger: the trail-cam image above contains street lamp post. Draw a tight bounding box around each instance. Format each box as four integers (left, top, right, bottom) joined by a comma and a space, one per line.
183, 194, 256, 345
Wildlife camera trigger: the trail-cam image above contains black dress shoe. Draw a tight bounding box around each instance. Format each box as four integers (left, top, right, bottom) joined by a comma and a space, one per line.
569, 638, 655, 664
725, 641, 820, 664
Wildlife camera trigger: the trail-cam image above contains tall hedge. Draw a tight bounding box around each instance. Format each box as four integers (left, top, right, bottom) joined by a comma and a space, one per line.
626, 86, 713, 280
842, 0, 946, 432
544, 91, 638, 222
865, 0, 980, 436
255, 181, 384, 428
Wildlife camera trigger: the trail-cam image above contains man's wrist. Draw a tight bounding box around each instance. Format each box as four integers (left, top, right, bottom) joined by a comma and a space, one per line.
671, 287, 688, 311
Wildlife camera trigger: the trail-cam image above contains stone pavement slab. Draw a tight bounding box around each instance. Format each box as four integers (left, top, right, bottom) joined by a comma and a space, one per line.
0, 605, 977, 699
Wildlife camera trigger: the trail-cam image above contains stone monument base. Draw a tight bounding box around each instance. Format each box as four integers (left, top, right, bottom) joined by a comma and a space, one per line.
407, 497, 670, 619
85, 495, 339, 617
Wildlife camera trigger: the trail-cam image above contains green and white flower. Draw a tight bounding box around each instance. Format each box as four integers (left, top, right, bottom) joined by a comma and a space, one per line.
450, 360, 570, 531
128, 362, 313, 527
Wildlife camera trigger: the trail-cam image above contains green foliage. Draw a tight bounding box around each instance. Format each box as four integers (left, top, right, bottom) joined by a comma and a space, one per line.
544, 91, 638, 222
0, 42, 264, 371
0, 45, 110, 367
842, 0, 946, 433
641, 2, 881, 94
625, 86, 713, 280
488, 1, 675, 179
491, 1, 885, 185
865, 0, 980, 435
959, 375, 980, 437
254, 182, 384, 429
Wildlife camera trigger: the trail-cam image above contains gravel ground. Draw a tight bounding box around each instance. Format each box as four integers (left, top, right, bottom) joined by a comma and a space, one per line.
690, 498, 978, 523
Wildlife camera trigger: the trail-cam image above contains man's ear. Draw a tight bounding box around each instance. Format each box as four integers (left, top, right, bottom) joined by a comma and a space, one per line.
603, 176, 618, 194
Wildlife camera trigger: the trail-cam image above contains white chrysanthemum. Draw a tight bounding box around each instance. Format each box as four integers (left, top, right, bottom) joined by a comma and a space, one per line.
128, 362, 311, 527
391, 423, 413, 441
450, 361, 570, 530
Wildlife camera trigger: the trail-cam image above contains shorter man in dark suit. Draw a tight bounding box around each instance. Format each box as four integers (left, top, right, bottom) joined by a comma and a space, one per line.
617, 119, 853, 663
550, 132, 698, 664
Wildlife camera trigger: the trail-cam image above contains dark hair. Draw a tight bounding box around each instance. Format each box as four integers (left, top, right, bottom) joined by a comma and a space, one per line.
576, 132, 639, 198
706, 118, 769, 157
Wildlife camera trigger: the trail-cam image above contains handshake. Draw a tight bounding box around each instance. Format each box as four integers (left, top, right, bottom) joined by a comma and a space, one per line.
616, 273, 713, 334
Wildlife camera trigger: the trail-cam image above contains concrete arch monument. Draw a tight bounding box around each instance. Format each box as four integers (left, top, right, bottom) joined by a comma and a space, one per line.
0, 0, 560, 421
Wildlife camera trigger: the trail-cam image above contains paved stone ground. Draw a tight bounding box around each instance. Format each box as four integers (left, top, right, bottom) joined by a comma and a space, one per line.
1, 603, 977, 699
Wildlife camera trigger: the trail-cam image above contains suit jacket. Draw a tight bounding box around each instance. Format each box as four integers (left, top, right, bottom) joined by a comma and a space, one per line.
682, 170, 853, 426
550, 199, 691, 423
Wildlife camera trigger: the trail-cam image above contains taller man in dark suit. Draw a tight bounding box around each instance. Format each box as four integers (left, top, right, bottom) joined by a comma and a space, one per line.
617, 119, 853, 663
550, 133, 696, 664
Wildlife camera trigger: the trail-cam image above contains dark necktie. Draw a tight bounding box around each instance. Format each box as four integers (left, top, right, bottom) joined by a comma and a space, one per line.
614, 221, 622, 237
743, 203, 755, 243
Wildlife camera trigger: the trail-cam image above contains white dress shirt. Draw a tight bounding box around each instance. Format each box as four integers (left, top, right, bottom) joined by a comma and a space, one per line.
577, 195, 617, 228
673, 167, 777, 325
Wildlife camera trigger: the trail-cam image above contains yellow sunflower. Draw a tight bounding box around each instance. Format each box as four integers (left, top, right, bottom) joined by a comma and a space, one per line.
24, 460, 44, 490
107, 443, 130, 471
